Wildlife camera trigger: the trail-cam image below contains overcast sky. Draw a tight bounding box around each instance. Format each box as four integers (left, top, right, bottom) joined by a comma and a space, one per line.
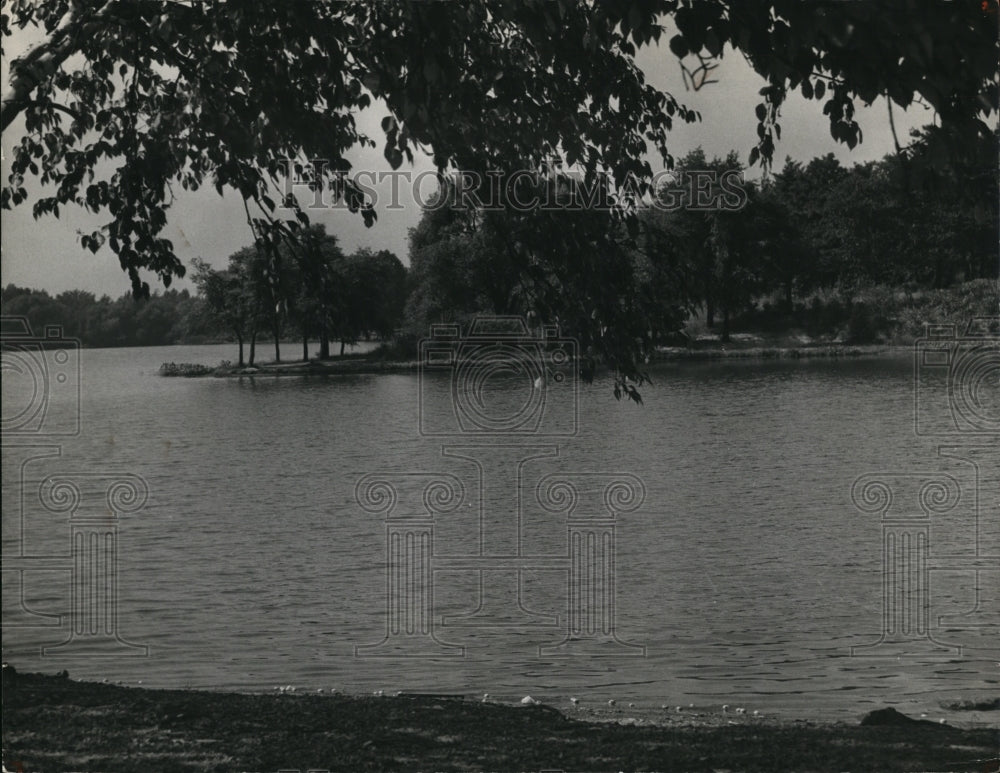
0, 24, 929, 298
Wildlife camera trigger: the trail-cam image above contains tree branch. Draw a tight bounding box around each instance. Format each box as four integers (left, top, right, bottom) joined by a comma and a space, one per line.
23, 99, 83, 122
887, 94, 902, 155
2, 6, 80, 132
0, 1, 134, 132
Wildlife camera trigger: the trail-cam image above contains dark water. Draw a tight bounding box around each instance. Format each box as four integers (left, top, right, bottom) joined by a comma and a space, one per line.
2, 343, 996, 722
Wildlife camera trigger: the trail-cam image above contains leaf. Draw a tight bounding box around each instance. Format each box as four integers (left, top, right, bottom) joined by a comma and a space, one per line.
628, 6, 642, 34
704, 29, 722, 57
669, 34, 688, 59
384, 145, 403, 170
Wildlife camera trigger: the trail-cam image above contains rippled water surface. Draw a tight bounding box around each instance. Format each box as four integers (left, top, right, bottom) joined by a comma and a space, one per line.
2, 343, 996, 722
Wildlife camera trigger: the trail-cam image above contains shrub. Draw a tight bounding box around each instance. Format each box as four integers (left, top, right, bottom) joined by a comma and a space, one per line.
845, 303, 888, 344
370, 335, 418, 361
159, 362, 214, 377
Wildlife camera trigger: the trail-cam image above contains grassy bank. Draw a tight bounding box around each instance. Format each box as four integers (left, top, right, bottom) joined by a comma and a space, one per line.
3, 669, 997, 772
159, 345, 898, 378
721, 279, 998, 346
651, 342, 899, 361
159, 358, 421, 378
160, 338, 907, 379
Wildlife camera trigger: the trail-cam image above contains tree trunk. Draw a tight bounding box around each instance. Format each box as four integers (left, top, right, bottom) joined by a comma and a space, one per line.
302, 335, 309, 362
318, 280, 330, 359
340, 339, 346, 357
273, 321, 281, 362
237, 336, 244, 367
706, 297, 715, 328
249, 332, 257, 366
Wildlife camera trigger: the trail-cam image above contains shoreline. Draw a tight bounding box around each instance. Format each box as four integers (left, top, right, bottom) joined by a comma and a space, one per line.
3, 668, 997, 772
159, 344, 907, 378
650, 342, 902, 361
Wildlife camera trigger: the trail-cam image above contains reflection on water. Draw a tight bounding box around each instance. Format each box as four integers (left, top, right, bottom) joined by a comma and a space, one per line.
2, 344, 996, 722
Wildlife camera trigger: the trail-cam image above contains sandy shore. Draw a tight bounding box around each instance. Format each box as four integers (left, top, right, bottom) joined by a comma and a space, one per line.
3, 668, 997, 772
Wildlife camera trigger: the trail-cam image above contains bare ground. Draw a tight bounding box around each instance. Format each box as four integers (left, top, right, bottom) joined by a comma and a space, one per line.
3, 669, 998, 772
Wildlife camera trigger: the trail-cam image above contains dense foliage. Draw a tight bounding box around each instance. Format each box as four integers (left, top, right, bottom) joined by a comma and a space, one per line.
3, 1, 997, 391
191, 227, 407, 366
635, 128, 998, 342
0, 284, 211, 347
3, 126, 996, 360
405, 137, 998, 347
1, 234, 407, 359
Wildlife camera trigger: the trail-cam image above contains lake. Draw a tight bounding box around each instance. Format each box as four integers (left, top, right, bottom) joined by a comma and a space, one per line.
2, 340, 996, 723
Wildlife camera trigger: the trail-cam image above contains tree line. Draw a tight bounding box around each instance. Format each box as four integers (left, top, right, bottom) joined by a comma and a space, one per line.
404, 128, 998, 349
0, 284, 211, 348
191, 226, 406, 367
1, 234, 407, 360
3, 133, 995, 361
4, 1, 993, 307
3, 1, 995, 396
